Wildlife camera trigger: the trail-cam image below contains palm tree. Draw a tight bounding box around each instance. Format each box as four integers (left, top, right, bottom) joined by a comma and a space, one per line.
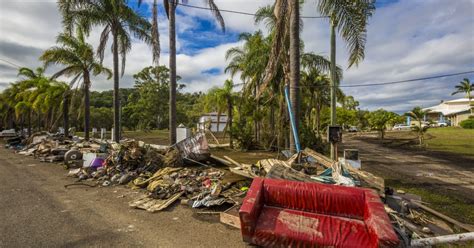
452, 78, 473, 115
317, 0, 376, 159
164, 0, 225, 145
61, 0, 159, 142
405, 107, 430, 145
40, 30, 112, 141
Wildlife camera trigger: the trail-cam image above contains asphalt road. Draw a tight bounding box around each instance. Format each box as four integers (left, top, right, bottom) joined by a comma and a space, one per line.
0, 147, 244, 248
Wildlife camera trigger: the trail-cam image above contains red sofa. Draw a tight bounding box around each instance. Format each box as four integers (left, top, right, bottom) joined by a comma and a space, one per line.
239, 178, 399, 248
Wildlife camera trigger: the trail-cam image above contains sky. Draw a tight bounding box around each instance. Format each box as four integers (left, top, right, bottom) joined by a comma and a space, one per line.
0, 0, 473, 113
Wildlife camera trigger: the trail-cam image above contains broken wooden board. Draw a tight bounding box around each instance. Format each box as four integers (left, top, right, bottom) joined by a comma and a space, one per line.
220, 205, 241, 229
303, 148, 385, 193
266, 163, 316, 183
303, 148, 333, 168
343, 162, 385, 193
223, 155, 242, 167
229, 167, 254, 179
129, 192, 183, 212
410, 200, 474, 232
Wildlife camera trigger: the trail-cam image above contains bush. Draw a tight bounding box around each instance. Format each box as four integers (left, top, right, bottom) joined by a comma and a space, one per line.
460, 118, 474, 129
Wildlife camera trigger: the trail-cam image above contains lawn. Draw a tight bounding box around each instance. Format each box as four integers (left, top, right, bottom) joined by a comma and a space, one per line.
384, 127, 474, 158
424, 127, 474, 158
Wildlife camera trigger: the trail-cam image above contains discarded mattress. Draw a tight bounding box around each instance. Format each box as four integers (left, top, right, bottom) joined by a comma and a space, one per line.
239, 177, 399, 248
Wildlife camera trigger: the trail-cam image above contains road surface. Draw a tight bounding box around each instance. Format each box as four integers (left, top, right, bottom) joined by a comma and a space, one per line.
341, 135, 474, 202
0, 147, 244, 248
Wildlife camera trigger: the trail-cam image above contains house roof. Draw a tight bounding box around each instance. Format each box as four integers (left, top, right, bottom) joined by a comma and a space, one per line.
444, 98, 471, 104
423, 98, 471, 116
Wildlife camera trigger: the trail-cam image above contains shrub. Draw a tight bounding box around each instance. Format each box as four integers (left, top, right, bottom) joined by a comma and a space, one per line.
460, 118, 474, 129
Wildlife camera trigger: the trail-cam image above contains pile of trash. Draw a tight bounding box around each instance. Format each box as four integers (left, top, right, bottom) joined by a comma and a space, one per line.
7, 131, 249, 212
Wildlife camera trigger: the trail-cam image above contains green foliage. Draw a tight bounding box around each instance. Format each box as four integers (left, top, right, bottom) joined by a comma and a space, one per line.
368, 109, 398, 139
460, 118, 474, 129
405, 106, 430, 145
230, 122, 255, 150
90, 107, 113, 130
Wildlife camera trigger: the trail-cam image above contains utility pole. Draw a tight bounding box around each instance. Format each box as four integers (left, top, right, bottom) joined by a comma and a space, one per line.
330, 18, 338, 160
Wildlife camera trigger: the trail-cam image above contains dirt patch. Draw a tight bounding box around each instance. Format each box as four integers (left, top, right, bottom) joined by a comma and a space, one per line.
340, 134, 474, 224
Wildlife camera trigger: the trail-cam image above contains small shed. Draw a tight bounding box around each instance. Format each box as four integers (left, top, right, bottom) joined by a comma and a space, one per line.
197, 112, 228, 132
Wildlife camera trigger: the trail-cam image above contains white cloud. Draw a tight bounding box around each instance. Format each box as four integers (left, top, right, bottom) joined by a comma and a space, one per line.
1, 0, 473, 114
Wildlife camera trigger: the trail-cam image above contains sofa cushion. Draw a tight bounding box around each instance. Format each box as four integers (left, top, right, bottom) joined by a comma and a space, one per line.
253, 206, 374, 248
262, 178, 366, 219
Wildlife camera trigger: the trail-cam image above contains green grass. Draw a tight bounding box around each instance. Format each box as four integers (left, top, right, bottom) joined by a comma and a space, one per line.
424, 127, 474, 158
387, 179, 474, 225
384, 127, 474, 158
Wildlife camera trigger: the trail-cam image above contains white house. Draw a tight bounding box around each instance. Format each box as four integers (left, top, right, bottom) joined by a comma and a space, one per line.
197, 112, 228, 132
422, 98, 472, 126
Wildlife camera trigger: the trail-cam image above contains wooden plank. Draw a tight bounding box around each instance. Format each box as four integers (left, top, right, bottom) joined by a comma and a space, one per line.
229, 167, 254, 179
223, 155, 242, 167
410, 201, 474, 232
303, 148, 333, 168
343, 161, 385, 193
220, 205, 241, 229
210, 154, 232, 166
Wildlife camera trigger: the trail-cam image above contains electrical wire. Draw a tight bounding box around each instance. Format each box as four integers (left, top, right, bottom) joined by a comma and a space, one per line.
232, 70, 474, 90
338, 70, 474, 88
177, 3, 328, 19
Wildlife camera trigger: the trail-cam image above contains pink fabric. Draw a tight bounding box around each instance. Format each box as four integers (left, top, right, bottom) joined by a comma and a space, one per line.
253, 206, 373, 248
263, 178, 366, 219
239, 178, 399, 248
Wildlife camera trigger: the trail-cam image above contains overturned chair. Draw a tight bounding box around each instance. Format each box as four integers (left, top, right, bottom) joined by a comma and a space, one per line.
239, 178, 399, 248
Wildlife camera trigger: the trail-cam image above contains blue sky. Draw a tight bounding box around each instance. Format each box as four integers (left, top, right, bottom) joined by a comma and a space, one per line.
0, 0, 473, 113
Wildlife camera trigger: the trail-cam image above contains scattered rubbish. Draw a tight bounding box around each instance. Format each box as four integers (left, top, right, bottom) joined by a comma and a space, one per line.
5, 129, 472, 247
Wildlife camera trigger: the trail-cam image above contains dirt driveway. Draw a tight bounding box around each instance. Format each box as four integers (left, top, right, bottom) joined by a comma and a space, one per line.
341, 134, 474, 203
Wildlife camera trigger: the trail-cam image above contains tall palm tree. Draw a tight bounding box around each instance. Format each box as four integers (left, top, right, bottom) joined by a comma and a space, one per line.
40, 30, 112, 140
164, 0, 225, 145
61, 0, 159, 142
452, 78, 473, 115
405, 107, 430, 145
317, 0, 376, 159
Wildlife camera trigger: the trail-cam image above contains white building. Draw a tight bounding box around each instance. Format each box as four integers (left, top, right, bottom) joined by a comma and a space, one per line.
197, 112, 228, 132
422, 98, 472, 126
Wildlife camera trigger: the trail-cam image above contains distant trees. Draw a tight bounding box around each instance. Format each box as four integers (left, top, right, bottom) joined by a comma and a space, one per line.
0, 67, 69, 135
61, 0, 159, 142
368, 109, 398, 140
40, 29, 111, 140
123, 66, 182, 130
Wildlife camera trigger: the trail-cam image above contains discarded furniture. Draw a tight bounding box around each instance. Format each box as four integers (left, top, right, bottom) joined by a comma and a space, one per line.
239, 177, 399, 248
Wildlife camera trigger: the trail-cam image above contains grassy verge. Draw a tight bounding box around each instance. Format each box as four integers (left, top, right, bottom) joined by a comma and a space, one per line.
424, 127, 474, 158
386, 179, 474, 225
382, 127, 474, 158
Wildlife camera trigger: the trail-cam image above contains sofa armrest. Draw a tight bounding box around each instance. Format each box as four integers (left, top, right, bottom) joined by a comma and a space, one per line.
239, 177, 265, 243
364, 190, 399, 248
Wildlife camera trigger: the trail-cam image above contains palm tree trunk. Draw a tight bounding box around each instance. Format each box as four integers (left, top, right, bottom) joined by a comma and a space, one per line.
112, 28, 120, 142
63, 92, 69, 137
169, 2, 177, 145
228, 97, 233, 149
329, 20, 337, 160
27, 111, 31, 137
84, 70, 91, 141
289, 0, 300, 153
216, 112, 220, 133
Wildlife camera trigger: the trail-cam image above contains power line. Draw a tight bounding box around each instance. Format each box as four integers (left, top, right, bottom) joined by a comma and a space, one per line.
233, 70, 474, 89
339, 70, 474, 88
177, 3, 328, 19
0, 58, 22, 69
